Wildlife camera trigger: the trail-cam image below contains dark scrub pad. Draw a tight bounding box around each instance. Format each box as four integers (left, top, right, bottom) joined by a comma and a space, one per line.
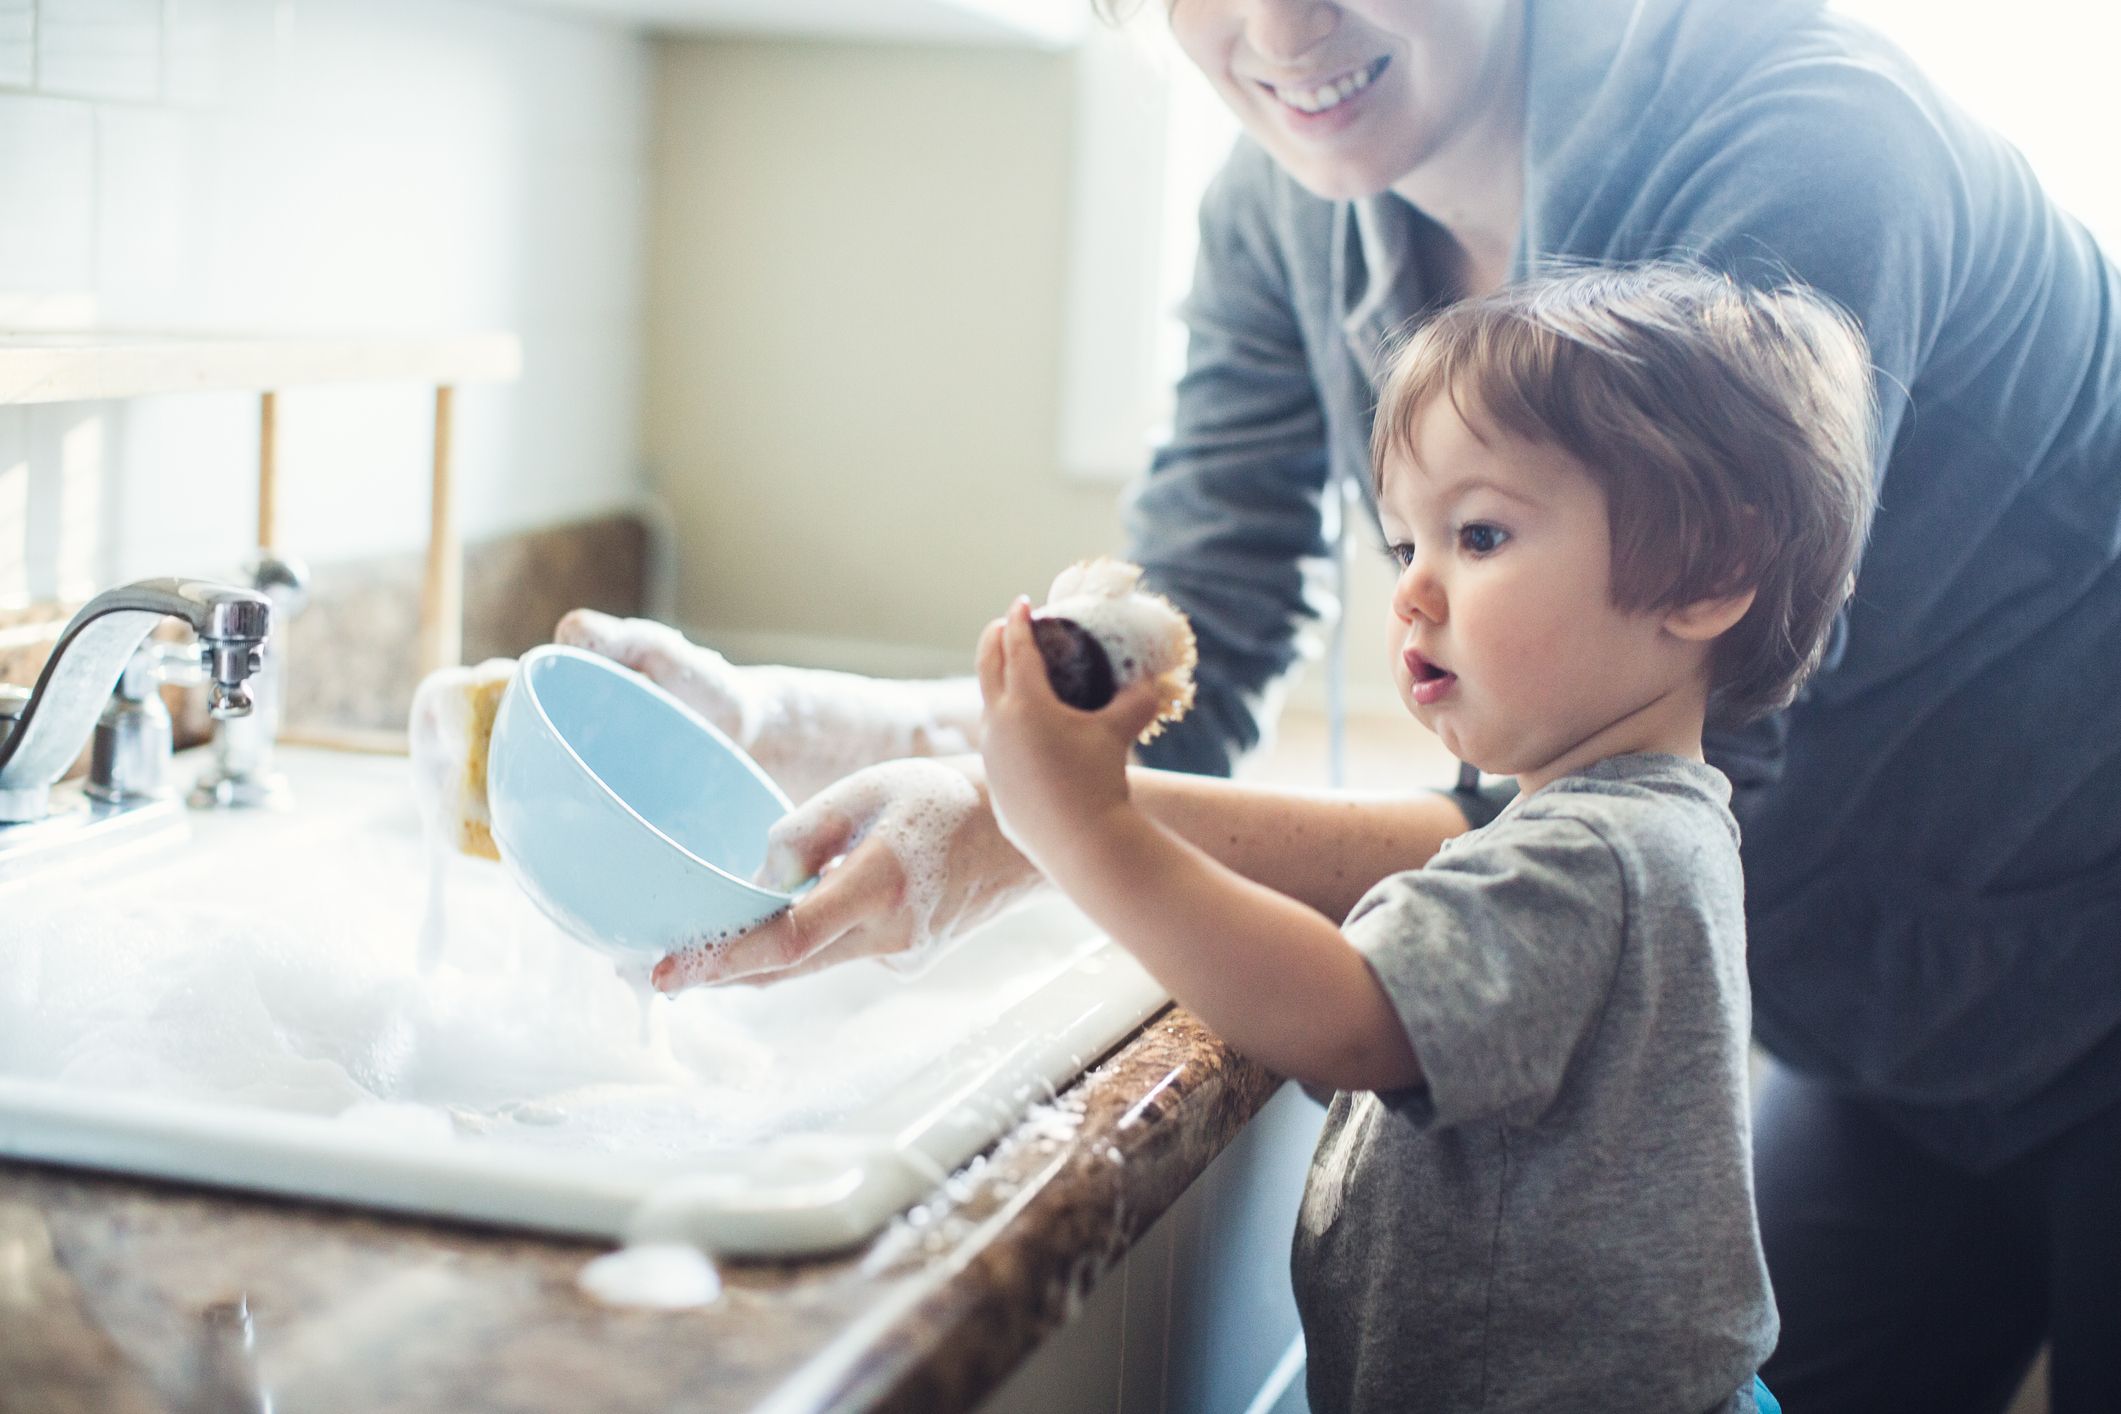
1031, 614, 1117, 711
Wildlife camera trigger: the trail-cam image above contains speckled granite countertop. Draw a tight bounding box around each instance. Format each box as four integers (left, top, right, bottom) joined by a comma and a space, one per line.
0, 1006, 1281, 1414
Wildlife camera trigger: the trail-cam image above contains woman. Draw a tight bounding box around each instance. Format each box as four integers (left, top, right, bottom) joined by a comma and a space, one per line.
564, 2, 2121, 1407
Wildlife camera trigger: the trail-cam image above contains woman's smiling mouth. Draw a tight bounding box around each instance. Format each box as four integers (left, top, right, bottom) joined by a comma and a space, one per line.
1258, 55, 1391, 117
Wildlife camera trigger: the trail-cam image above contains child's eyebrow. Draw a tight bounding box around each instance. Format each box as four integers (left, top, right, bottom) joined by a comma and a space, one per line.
1421, 475, 1543, 512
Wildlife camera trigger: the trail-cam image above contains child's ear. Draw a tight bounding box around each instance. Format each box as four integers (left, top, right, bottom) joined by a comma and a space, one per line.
1662, 586, 1756, 643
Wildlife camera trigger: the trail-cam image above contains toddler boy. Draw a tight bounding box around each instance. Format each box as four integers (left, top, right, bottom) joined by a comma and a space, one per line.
977, 263, 1874, 1412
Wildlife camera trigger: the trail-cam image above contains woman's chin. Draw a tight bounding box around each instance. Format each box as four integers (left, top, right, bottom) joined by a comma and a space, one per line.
1278, 158, 1396, 204
1245, 129, 1401, 202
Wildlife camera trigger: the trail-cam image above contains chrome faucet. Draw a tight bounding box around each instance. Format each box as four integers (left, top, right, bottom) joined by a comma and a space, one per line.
0, 578, 270, 826
191, 553, 309, 811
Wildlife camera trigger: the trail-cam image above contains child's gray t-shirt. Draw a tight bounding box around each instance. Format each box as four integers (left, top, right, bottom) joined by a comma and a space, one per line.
1292, 753, 1775, 1413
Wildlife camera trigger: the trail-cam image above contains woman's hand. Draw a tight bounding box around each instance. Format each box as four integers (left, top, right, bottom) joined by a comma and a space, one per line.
975, 598, 1169, 869
649, 757, 1043, 991
555, 607, 761, 748
554, 610, 983, 804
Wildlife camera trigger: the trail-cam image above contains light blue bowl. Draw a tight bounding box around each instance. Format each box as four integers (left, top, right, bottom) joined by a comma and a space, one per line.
486, 644, 797, 967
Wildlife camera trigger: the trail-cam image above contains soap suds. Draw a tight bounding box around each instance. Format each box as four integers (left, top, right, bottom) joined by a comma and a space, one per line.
0, 756, 1092, 1163
577, 1242, 721, 1310
409, 659, 518, 973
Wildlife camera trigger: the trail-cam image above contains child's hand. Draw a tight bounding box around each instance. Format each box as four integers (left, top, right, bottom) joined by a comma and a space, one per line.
976, 597, 1167, 866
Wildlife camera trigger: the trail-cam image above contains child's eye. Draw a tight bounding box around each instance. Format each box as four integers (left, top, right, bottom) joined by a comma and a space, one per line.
1386, 541, 1416, 569
1459, 523, 1508, 555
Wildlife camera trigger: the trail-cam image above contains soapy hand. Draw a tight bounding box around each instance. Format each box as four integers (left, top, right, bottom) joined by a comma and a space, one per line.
554, 609, 754, 748
554, 610, 980, 804
649, 757, 1043, 991
976, 598, 1169, 868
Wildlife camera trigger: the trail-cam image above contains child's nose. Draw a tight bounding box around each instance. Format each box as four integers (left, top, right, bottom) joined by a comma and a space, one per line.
1391, 557, 1444, 625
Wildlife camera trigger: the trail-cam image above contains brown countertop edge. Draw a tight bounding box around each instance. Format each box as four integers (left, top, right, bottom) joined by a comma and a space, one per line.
832, 1007, 1284, 1414
0, 1006, 1284, 1413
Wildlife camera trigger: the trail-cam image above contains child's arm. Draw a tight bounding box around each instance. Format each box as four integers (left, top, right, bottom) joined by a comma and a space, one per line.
1129, 770, 1469, 924
978, 600, 1422, 1094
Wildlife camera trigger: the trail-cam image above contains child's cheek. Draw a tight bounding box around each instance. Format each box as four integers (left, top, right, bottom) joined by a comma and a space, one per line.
1473, 608, 1573, 710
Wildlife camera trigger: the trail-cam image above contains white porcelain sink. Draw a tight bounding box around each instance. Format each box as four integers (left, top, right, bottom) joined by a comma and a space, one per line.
0, 747, 1165, 1255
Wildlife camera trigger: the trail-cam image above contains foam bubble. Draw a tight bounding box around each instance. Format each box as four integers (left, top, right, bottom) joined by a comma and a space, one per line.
577, 1242, 721, 1309
0, 757, 1074, 1164
811, 762, 982, 973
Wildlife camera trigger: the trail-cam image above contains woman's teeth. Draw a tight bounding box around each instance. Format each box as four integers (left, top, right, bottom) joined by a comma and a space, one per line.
1273, 57, 1386, 116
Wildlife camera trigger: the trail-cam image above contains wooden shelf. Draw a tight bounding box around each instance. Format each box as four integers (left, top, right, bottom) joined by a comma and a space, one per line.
0, 332, 521, 407
0, 330, 522, 676
495, 0, 1085, 49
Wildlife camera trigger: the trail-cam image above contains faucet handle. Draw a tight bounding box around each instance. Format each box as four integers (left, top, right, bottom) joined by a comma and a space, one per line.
245, 552, 310, 615
114, 640, 204, 702
88, 643, 196, 804
89, 639, 231, 803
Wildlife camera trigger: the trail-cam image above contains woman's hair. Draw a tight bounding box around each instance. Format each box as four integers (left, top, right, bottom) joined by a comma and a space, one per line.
1371, 261, 1878, 727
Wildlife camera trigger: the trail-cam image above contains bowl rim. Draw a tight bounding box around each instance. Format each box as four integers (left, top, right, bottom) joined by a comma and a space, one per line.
508, 643, 797, 904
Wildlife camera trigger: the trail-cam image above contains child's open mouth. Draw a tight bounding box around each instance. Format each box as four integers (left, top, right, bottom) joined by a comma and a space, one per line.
1405, 650, 1457, 705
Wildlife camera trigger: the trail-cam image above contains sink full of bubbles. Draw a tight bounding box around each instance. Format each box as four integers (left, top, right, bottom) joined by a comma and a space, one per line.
0, 747, 1166, 1255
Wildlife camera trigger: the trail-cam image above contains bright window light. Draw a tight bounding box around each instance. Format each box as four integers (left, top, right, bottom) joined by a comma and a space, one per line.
1831, 0, 2121, 246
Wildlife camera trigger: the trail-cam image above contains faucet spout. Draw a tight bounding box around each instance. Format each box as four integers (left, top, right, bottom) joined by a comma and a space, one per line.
0, 578, 271, 823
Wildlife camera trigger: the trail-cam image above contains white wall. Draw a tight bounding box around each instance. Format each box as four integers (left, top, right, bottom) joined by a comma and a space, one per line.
641, 33, 1408, 718
644, 37, 1128, 679
0, 0, 652, 605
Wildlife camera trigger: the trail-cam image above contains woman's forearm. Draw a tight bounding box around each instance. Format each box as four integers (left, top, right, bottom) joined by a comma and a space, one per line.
1128, 768, 1469, 919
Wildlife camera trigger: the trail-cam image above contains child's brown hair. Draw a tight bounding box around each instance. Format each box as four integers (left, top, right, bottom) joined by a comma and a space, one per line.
1371, 261, 1877, 727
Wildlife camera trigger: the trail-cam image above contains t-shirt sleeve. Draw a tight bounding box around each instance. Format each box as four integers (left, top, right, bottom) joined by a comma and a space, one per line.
1344, 814, 1627, 1130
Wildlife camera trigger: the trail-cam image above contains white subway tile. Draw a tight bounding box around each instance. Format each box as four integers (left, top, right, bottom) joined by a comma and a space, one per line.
109, 392, 258, 582
515, 153, 646, 327
38, 0, 161, 103
0, 0, 34, 90
0, 408, 28, 606
166, 0, 285, 109
272, 384, 436, 563
0, 95, 97, 303
22, 404, 113, 600
94, 105, 217, 327
459, 324, 643, 538
4, 1, 651, 576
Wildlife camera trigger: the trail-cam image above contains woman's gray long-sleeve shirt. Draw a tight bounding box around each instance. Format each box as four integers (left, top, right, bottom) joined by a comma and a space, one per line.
1126, 0, 2121, 1169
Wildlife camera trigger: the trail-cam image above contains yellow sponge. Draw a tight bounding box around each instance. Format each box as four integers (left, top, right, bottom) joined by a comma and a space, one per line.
409, 658, 515, 861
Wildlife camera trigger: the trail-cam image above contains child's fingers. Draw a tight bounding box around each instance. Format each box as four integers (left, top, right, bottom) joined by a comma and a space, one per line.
1000, 599, 1061, 708
975, 617, 1007, 704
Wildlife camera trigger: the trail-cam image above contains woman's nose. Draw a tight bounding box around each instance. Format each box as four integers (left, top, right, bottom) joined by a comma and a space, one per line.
1246, 0, 1342, 67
